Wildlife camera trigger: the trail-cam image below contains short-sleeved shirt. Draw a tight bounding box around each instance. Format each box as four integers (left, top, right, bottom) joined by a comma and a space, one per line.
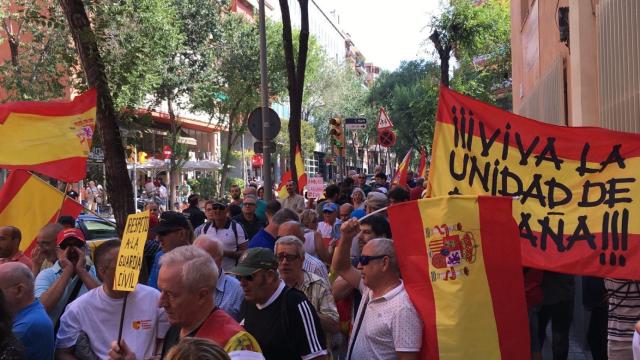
280, 194, 305, 213
249, 229, 277, 251
12, 300, 54, 360
0, 251, 33, 269
216, 274, 245, 322
147, 250, 164, 290
317, 220, 341, 242
34, 261, 99, 324
195, 220, 247, 271
347, 281, 423, 359
241, 281, 328, 359
303, 255, 329, 284
56, 284, 169, 359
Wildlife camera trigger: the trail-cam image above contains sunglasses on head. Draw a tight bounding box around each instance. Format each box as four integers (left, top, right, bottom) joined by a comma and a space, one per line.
358, 254, 387, 266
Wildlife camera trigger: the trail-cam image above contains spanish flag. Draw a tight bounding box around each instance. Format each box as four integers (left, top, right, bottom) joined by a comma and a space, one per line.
0, 170, 83, 255
391, 148, 412, 187
418, 148, 428, 179
388, 196, 529, 360
0, 89, 97, 182
277, 145, 307, 198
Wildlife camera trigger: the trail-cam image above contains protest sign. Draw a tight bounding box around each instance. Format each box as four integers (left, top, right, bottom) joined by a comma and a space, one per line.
429, 86, 640, 280
306, 177, 324, 199
113, 211, 150, 291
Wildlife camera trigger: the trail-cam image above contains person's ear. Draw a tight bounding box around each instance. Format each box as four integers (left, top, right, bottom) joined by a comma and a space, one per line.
197, 287, 210, 302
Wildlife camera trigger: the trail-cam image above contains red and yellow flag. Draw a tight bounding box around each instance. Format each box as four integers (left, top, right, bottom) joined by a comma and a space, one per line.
0, 170, 83, 255
277, 145, 307, 199
0, 89, 97, 182
391, 148, 412, 187
418, 148, 428, 179
388, 196, 529, 360
429, 86, 640, 279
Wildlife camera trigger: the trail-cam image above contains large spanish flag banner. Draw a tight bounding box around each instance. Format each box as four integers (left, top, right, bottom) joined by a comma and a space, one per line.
0, 89, 97, 182
0, 170, 83, 255
429, 86, 640, 280
388, 196, 529, 360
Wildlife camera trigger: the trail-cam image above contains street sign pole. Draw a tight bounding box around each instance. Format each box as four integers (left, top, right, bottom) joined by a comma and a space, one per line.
258, 0, 272, 201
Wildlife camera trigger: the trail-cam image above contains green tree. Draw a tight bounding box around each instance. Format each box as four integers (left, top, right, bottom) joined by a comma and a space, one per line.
0, 1, 81, 101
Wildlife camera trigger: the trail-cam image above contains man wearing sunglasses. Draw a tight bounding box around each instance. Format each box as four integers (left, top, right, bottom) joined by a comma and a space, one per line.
331, 219, 422, 360
231, 248, 328, 359
34, 228, 100, 325
195, 200, 247, 272
147, 211, 194, 289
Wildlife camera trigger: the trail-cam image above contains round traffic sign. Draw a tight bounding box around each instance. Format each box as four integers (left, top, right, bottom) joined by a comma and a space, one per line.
378, 129, 396, 148
248, 107, 281, 141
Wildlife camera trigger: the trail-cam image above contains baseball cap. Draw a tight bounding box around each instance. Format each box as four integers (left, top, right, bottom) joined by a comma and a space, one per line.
322, 202, 338, 213
227, 248, 278, 276
152, 211, 190, 234
56, 228, 86, 246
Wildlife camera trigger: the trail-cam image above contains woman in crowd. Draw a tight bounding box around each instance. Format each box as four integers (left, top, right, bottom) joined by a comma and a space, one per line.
350, 187, 365, 210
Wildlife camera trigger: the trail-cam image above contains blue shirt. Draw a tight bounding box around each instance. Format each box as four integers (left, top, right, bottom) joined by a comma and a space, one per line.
34, 261, 98, 324
249, 229, 276, 251
351, 208, 366, 219
215, 274, 244, 321
12, 300, 54, 360
148, 251, 164, 290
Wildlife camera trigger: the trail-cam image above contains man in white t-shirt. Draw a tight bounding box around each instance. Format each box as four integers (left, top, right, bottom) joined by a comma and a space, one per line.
317, 202, 341, 248
331, 219, 422, 360
194, 200, 247, 271
56, 240, 169, 359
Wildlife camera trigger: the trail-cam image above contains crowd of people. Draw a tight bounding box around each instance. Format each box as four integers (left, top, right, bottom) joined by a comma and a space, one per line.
0, 168, 640, 359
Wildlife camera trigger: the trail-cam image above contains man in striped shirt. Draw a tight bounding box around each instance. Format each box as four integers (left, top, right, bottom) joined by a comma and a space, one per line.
232, 248, 328, 359
605, 278, 640, 359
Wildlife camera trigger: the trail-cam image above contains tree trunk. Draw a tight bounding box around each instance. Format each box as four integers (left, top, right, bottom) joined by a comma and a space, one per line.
58, 0, 135, 233
429, 29, 451, 87
280, 0, 309, 193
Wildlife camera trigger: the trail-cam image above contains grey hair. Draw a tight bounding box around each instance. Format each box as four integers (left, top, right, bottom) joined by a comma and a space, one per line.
243, 194, 257, 202
300, 209, 318, 227
272, 208, 300, 225
160, 245, 218, 293
368, 238, 399, 274
193, 235, 223, 261
3, 262, 34, 294
274, 235, 305, 257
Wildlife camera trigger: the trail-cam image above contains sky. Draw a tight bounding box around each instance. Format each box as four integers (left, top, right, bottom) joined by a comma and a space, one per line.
318, 0, 443, 72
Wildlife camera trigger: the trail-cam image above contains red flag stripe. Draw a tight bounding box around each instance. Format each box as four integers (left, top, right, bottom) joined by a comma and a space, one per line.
1, 156, 89, 184
0, 88, 97, 123
388, 201, 439, 360
0, 170, 32, 213
478, 197, 530, 359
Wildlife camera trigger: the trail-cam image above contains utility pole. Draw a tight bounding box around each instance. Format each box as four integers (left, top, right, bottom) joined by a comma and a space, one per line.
259, 0, 272, 200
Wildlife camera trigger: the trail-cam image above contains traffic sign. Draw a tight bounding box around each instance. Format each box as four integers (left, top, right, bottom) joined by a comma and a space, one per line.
378, 129, 396, 147
254, 141, 277, 154
345, 118, 367, 130
248, 107, 281, 140
377, 107, 394, 130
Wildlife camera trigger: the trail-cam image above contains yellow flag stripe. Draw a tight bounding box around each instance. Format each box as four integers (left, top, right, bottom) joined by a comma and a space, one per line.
418, 197, 501, 359
0, 176, 63, 251
0, 108, 95, 165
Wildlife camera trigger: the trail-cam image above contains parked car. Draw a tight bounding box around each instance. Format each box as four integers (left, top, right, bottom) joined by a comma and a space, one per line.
76, 214, 119, 259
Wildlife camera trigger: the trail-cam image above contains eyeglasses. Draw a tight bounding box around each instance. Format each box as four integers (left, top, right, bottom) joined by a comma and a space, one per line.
59, 241, 84, 250
358, 254, 387, 266
276, 253, 300, 262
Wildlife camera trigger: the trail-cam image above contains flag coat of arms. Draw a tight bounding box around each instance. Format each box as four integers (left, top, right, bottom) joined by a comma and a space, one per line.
429, 86, 640, 280
0, 89, 97, 182
0, 170, 83, 255
388, 195, 529, 360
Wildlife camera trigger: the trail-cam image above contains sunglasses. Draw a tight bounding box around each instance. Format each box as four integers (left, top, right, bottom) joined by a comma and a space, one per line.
276, 253, 300, 262
206, 204, 226, 211
243, 203, 256, 206
358, 254, 387, 266
59, 239, 84, 250
235, 269, 265, 282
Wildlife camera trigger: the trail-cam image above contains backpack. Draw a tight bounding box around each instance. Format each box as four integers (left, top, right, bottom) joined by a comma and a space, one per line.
203, 220, 240, 263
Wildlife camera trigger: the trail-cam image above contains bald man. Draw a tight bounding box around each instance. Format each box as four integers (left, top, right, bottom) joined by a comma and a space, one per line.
194, 235, 244, 321
0, 226, 32, 269
0, 262, 54, 360
277, 221, 329, 283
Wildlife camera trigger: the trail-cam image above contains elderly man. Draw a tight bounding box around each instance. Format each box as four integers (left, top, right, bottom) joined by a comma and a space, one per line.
331, 219, 422, 359
277, 220, 329, 283
281, 180, 306, 213
31, 223, 65, 276
233, 194, 265, 240
231, 248, 328, 359
56, 240, 169, 359
339, 203, 354, 223
193, 235, 244, 321
34, 228, 100, 325
318, 203, 341, 249
148, 211, 194, 289
275, 235, 339, 337
0, 262, 54, 360
110, 246, 261, 359
195, 200, 247, 271
243, 186, 267, 222
0, 226, 32, 268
